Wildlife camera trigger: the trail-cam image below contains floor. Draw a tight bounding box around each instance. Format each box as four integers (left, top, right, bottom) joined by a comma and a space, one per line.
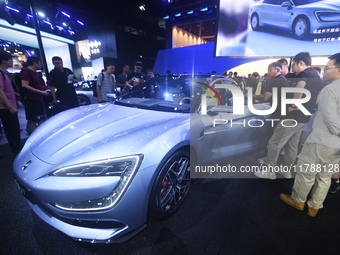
1, 144, 340, 254
2, 103, 340, 254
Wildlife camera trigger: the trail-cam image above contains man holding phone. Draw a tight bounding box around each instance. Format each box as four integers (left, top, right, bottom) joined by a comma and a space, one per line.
47, 56, 78, 113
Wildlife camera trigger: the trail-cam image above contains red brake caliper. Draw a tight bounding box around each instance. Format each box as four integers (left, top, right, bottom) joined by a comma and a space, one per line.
161, 177, 169, 197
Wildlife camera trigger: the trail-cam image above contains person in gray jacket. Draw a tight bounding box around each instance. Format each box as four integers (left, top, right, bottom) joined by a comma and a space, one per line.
280, 53, 340, 217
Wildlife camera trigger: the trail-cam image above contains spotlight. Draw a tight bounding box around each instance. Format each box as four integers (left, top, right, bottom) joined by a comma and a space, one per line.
37, 11, 45, 18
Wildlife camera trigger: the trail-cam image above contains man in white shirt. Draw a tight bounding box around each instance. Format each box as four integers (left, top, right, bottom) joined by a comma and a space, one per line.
280, 53, 340, 217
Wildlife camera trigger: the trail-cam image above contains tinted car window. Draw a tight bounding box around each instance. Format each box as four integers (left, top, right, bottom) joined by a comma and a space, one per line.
293, 0, 321, 5
263, 0, 277, 4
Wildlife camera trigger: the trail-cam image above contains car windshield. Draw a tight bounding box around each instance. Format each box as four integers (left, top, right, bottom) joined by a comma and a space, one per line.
292, 0, 321, 6
114, 74, 239, 114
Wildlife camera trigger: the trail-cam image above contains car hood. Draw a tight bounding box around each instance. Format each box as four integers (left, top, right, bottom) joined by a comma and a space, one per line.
25, 103, 187, 165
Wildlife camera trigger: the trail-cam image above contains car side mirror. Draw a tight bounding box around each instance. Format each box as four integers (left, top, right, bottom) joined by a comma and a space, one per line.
207, 110, 219, 116
281, 1, 293, 9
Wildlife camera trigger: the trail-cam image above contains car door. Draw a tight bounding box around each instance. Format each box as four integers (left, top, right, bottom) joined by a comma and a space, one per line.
260, 0, 279, 26
190, 77, 270, 166
275, 0, 296, 30
194, 104, 268, 166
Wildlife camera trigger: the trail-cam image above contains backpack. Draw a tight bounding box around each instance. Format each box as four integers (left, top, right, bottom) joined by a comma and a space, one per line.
10, 71, 28, 102
93, 72, 114, 97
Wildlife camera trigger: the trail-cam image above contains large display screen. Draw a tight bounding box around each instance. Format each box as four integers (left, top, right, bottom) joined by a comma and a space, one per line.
215, 0, 340, 57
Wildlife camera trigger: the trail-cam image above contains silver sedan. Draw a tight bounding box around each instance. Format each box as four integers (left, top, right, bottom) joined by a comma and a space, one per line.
250, 0, 340, 39
13, 75, 270, 243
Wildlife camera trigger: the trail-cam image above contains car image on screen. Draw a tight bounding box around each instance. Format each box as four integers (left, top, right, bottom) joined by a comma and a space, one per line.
13, 74, 271, 243
250, 0, 340, 40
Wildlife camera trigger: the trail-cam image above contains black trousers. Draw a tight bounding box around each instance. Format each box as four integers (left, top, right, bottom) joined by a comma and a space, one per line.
0, 109, 21, 153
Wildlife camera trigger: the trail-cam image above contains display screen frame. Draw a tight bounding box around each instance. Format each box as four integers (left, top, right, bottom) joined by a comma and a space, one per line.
214, 0, 340, 58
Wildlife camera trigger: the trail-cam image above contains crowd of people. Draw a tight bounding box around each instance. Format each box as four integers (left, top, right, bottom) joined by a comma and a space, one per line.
235, 52, 340, 217
0, 53, 80, 153
1, 50, 340, 217
0, 55, 156, 153
94, 61, 157, 101
215, 53, 340, 216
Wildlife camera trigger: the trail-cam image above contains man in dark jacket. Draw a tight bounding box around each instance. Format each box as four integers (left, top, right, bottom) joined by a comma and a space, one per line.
47, 56, 78, 113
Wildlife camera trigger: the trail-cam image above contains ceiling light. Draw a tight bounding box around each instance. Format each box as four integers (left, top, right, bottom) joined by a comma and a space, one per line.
43, 20, 53, 29
77, 20, 84, 26
37, 11, 45, 18
139, 4, 146, 11
0, 1, 16, 25
6, 6, 19, 13
61, 11, 70, 18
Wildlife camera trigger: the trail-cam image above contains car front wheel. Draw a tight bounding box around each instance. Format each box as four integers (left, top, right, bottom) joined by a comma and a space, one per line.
148, 150, 190, 220
250, 13, 260, 31
293, 16, 309, 40
77, 95, 91, 106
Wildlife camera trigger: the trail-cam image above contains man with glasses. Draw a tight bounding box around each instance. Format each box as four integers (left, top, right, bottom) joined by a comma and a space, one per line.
256, 52, 321, 180
280, 53, 340, 217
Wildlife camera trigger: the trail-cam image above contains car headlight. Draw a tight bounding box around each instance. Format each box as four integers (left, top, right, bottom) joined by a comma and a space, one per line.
51, 154, 143, 211
315, 11, 340, 23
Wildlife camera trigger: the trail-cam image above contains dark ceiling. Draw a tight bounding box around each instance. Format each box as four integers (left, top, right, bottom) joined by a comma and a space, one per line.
52, 0, 218, 19
53, 0, 218, 39
1, 0, 217, 43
